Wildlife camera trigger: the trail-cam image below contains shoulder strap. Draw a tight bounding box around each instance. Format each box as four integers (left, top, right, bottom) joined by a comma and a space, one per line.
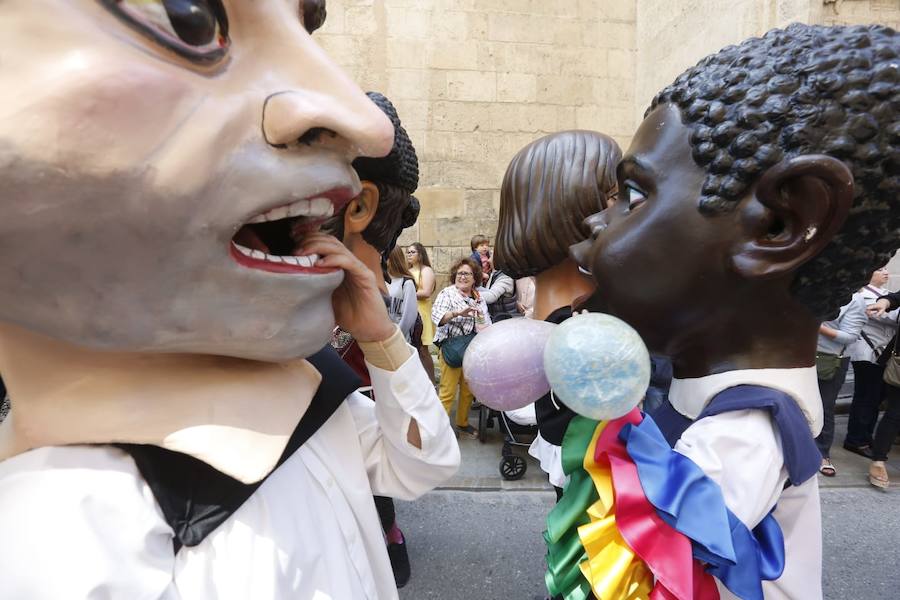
859, 330, 878, 352
117, 346, 361, 553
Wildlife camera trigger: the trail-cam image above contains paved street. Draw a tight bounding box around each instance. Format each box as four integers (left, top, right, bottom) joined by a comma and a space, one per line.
397, 408, 899, 599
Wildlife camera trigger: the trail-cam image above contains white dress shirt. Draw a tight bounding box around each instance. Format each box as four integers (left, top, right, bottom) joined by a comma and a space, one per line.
0, 349, 459, 600
668, 367, 823, 600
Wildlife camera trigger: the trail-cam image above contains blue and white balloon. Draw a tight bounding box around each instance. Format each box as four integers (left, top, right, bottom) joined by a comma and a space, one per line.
543, 313, 650, 421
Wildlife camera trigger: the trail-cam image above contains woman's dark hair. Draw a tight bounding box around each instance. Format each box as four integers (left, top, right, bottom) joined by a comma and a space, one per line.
494, 130, 622, 278
387, 246, 414, 281
649, 23, 898, 319
322, 92, 419, 258
448, 257, 482, 290
408, 242, 432, 268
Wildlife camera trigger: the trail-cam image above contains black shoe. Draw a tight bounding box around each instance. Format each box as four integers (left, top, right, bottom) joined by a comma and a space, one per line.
388, 533, 411, 589
843, 443, 874, 459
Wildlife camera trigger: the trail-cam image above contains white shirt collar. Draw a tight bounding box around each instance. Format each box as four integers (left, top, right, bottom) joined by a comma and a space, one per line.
668, 366, 823, 435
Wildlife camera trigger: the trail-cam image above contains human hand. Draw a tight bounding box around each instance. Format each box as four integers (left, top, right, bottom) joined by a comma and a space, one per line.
457, 306, 480, 318
867, 298, 890, 318
298, 233, 395, 343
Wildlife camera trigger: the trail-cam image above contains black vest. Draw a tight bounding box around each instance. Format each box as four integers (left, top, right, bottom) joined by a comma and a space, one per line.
486, 271, 519, 319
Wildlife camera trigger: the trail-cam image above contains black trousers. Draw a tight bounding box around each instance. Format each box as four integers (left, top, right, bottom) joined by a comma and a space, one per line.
374, 495, 396, 534
872, 382, 900, 462
845, 361, 885, 447
815, 357, 851, 459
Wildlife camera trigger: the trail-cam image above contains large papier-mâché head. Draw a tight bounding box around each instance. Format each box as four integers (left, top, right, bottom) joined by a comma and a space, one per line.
0, 0, 394, 361
494, 130, 621, 279
580, 24, 898, 350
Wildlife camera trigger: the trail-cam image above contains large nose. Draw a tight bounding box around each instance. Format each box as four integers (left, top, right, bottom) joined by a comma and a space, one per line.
570, 210, 609, 273
260, 43, 394, 158
584, 210, 610, 240
263, 91, 394, 157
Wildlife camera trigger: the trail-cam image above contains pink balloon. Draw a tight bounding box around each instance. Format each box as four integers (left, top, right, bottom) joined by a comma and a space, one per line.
462, 318, 556, 412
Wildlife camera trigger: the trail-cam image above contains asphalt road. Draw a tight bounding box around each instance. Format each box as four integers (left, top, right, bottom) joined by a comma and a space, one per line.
397, 487, 899, 600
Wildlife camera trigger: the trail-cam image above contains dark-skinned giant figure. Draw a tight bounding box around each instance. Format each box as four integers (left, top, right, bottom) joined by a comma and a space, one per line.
553, 23, 898, 600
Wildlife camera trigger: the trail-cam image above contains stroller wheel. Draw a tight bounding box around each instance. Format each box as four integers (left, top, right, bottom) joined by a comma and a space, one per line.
478, 404, 488, 443
500, 455, 527, 481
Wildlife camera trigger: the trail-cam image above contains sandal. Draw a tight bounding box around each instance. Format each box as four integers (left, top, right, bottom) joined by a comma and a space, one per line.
819, 458, 836, 477
869, 461, 890, 490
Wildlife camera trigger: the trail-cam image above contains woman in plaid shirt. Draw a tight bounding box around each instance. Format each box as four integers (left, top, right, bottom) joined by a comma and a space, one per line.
431, 257, 491, 437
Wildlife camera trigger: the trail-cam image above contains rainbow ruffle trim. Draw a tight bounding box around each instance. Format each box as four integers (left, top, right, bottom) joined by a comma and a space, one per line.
544, 410, 785, 600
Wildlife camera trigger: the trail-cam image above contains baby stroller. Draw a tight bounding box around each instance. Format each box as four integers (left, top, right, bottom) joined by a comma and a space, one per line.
477, 402, 539, 481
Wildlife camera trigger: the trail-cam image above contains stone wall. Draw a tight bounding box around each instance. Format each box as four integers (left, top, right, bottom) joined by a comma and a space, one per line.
822, 0, 900, 29
634, 0, 823, 123
316, 0, 638, 279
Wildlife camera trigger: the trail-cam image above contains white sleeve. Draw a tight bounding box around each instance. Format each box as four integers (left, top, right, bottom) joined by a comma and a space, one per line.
674, 409, 787, 527
347, 348, 460, 500
0, 445, 180, 600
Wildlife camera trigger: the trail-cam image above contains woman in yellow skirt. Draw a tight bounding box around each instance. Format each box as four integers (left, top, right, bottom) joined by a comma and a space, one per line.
406, 242, 436, 381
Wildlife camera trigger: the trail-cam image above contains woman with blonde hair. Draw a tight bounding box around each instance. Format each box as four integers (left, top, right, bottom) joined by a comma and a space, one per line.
407, 242, 436, 380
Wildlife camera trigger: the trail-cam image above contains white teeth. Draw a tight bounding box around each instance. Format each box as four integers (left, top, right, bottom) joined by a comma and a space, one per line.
246, 197, 334, 224
310, 197, 334, 217
233, 243, 319, 269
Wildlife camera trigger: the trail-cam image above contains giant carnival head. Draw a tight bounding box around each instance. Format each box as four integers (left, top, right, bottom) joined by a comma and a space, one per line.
493, 130, 622, 278
0, 0, 394, 361
581, 23, 899, 348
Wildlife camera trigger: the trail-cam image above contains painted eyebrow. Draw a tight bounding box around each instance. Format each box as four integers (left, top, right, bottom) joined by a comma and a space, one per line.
616, 156, 654, 182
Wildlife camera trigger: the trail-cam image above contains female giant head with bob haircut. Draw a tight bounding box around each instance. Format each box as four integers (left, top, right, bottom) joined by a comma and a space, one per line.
493, 131, 621, 278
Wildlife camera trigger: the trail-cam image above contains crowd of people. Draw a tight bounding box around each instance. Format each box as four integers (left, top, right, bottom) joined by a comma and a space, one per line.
812, 266, 900, 488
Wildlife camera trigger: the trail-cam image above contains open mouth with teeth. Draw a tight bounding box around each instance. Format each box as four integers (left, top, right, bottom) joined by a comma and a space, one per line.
230, 190, 350, 274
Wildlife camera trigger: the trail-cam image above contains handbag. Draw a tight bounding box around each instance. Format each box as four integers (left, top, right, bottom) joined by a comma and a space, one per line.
441, 332, 476, 368
883, 343, 900, 387
883, 314, 900, 386
815, 352, 842, 380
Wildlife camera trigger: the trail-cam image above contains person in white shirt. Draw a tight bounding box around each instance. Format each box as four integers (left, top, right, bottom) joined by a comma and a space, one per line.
0, 3, 458, 598
571, 23, 899, 599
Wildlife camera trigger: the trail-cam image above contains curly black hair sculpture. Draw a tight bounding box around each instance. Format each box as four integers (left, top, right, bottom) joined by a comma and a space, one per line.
649, 23, 898, 319
323, 92, 420, 257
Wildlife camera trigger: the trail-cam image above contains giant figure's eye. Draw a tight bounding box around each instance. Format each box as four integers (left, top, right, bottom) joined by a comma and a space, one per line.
100, 0, 229, 63
624, 184, 647, 212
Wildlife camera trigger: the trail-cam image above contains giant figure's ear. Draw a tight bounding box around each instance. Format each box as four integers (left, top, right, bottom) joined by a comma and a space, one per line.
343, 181, 380, 235
731, 155, 854, 279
